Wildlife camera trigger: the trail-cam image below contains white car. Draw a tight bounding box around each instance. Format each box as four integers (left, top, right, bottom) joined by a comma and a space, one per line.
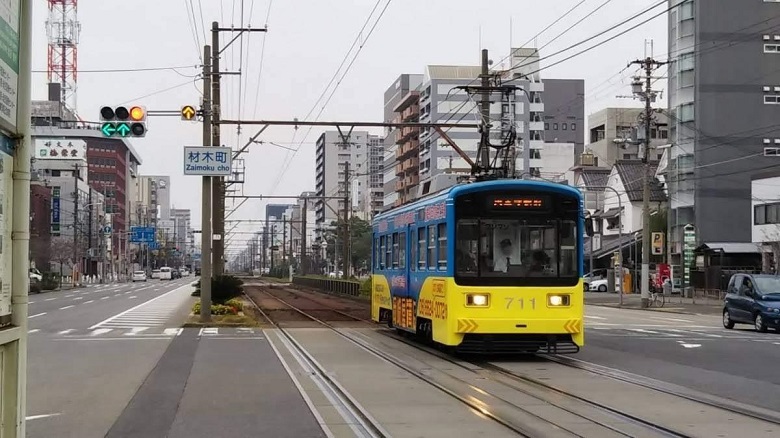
589, 279, 609, 292
151, 269, 161, 279
159, 267, 173, 280
132, 271, 147, 282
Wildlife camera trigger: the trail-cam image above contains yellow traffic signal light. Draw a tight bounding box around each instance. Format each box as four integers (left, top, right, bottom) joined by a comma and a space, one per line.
130, 106, 145, 121
99, 105, 147, 138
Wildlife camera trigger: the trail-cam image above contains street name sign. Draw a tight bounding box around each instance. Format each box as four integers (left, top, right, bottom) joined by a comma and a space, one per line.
183, 146, 232, 176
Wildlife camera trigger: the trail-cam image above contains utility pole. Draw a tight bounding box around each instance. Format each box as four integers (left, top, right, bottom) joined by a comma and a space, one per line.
282, 215, 287, 262
200, 44, 213, 322
478, 49, 491, 172
630, 55, 666, 308
289, 216, 294, 268
73, 163, 79, 281
209, 22, 267, 276
301, 198, 308, 275
211, 21, 225, 277
343, 161, 351, 278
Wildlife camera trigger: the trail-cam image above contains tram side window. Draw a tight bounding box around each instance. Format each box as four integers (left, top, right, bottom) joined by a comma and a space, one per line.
385, 234, 392, 269
399, 232, 407, 269
374, 237, 380, 270
418, 227, 427, 270
379, 236, 386, 270
437, 223, 447, 270
409, 230, 417, 271
392, 233, 400, 268
427, 224, 436, 269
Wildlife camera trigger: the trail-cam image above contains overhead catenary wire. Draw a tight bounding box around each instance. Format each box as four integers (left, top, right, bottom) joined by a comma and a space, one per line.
268, 0, 393, 196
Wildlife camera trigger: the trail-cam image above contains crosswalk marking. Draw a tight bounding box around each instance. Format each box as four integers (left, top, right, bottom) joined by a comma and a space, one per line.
29, 326, 265, 340
84, 300, 94, 304
90, 284, 195, 329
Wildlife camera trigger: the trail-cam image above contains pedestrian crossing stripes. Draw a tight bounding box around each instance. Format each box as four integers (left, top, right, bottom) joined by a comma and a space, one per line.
588, 325, 779, 341
38, 327, 265, 340
89, 284, 194, 329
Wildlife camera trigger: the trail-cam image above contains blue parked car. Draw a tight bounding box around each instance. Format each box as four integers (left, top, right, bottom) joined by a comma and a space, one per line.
723, 274, 780, 332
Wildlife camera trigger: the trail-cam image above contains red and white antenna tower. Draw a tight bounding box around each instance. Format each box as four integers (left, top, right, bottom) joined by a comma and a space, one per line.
46, 0, 81, 112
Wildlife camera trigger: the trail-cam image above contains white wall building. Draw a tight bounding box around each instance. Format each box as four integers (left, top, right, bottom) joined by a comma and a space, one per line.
751, 175, 780, 272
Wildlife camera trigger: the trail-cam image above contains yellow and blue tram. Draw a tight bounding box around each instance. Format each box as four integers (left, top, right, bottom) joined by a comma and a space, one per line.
371, 179, 585, 353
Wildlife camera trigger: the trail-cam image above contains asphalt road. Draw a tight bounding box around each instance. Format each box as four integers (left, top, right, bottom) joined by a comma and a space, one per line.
26, 277, 197, 438
580, 305, 780, 412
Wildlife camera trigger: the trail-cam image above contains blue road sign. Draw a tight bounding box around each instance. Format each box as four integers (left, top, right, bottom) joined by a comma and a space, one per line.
148, 241, 161, 250
130, 226, 156, 243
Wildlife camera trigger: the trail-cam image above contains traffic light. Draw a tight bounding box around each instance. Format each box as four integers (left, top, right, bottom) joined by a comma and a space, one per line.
99, 105, 147, 137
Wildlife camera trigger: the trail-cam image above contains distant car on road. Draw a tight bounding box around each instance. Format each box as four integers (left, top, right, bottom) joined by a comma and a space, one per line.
132, 271, 147, 282
589, 278, 609, 292
151, 269, 161, 279
723, 273, 780, 332
159, 267, 173, 280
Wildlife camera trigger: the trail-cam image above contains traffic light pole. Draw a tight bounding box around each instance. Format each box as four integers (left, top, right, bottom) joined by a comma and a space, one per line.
200, 45, 213, 323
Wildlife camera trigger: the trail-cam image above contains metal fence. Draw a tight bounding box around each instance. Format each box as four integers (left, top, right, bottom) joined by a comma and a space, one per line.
292, 276, 361, 297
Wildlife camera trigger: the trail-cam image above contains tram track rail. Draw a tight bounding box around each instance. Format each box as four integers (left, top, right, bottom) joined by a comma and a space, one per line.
247, 285, 679, 437
243, 288, 389, 438
379, 330, 691, 438
544, 354, 780, 427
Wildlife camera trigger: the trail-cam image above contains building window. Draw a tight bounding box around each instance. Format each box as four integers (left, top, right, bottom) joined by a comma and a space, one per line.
765, 95, 780, 104
756, 203, 780, 225
530, 149, 541, 159
571, 123, 576, 131
553, 123, 558, 130
544, 122, 549, 130
765, 44, 780, 53
562, 123, 567, 130
679, 103, 694, 122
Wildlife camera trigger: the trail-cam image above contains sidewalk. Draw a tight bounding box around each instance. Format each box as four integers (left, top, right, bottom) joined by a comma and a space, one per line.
585, 292, 723, 316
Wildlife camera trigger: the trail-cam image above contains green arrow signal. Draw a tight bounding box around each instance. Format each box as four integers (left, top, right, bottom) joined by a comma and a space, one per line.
101, 122, 116, 137
116, 122, 131, 137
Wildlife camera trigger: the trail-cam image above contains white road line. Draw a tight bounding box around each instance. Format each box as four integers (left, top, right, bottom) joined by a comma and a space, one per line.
101, 296, 109, 300
58, 329, 75, 335
163, 328, 183, 336
26, 413, 62, 421
45, 298, 56, 301
28, 329, 40, 334
90, 328, 113, 336
124, 327, 149, 335
128, 296, 137, 299
59, 305, 74, 310
73, 297, 83, 301
650, 316, 693, 323
114, 294, 121, 297
29, 312, 47, 319
65, 294, 74, 298
84, 300, 95, 304
584, 315, 606, 320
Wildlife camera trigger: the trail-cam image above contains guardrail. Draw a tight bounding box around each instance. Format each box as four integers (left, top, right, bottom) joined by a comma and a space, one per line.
292, 276, 361, 297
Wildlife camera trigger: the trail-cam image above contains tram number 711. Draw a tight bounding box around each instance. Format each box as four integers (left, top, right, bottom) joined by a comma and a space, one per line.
505, 297, 536, 310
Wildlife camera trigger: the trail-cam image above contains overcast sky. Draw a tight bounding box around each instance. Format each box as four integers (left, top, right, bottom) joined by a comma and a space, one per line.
30, 0, 668, 252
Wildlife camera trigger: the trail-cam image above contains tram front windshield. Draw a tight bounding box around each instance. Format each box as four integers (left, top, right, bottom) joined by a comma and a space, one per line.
454, 195, 580, 287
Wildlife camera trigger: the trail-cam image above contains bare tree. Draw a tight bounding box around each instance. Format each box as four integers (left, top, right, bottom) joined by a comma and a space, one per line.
50, 237, 74, 288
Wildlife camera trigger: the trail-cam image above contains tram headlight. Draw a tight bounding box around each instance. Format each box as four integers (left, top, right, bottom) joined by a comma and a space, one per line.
466, 293, 490, 307
547, 294, 571, 307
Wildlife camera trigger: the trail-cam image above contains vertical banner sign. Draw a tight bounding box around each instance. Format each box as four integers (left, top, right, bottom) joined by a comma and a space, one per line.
683, 225, 696, 288
651, 232, 664, 255
0, 135, 12, 324
0, 0, 19, 133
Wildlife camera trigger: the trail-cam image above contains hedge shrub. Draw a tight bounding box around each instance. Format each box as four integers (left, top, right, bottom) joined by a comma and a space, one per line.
191, 275, 244, 303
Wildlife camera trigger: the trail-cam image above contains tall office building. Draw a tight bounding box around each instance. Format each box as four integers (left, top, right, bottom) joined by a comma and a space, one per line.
382, 74, 424, 208
664, 0, 780, 261
314, 131, 382, 226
